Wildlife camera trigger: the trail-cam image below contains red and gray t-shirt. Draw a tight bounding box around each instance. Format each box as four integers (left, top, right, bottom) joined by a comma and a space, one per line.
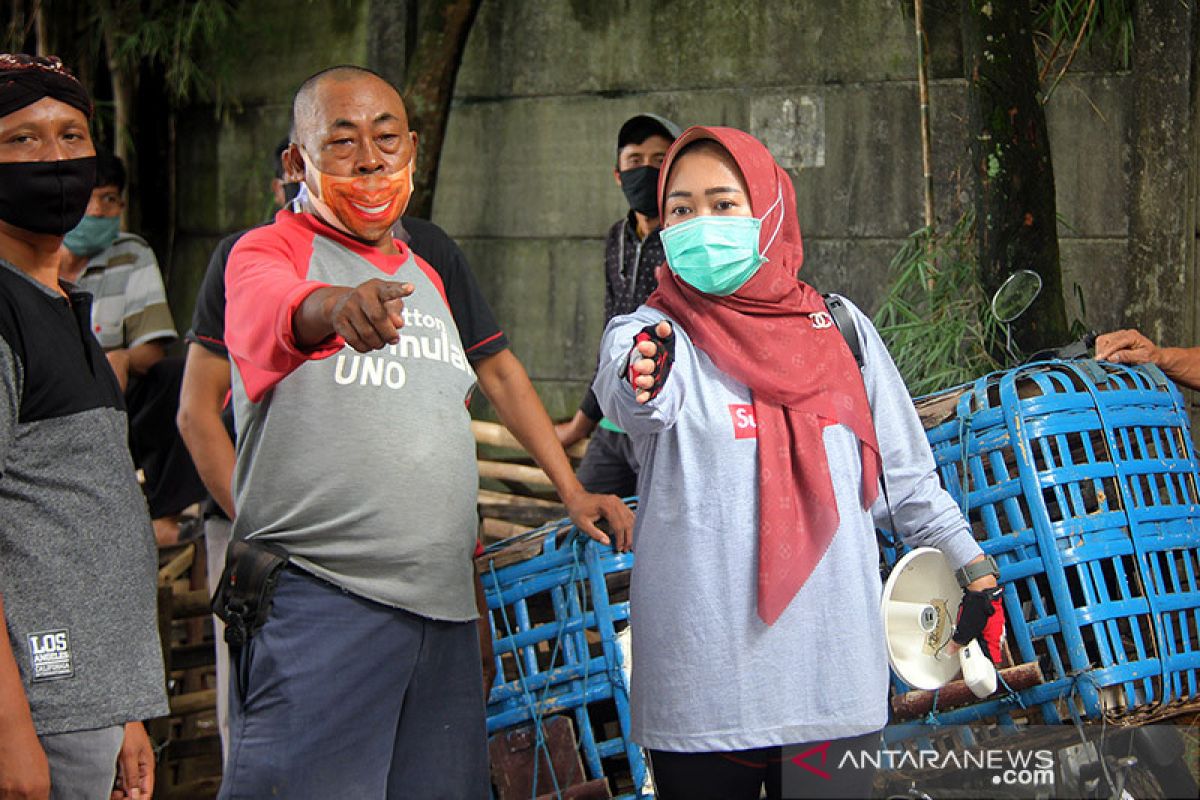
225, 210, 506, 621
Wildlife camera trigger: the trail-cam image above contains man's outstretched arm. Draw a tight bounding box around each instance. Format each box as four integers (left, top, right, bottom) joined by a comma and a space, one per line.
474, 349, 634, 550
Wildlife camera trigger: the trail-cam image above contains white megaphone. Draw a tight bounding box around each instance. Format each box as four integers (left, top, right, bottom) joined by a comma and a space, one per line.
881, 547, 997, 698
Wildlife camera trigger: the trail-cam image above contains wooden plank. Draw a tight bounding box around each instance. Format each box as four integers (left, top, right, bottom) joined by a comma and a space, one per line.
489, 716, 591, 800
476, 529, 558, 572
914, 387, 968, 430
169, 642, 216, 672
158, 544, 196, 586
478, 460, 555, 489
171, 588, 213, 619
170, 689, 217, 717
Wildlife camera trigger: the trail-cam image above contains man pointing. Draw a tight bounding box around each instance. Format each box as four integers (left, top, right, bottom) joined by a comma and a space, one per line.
218, 65, 632, 799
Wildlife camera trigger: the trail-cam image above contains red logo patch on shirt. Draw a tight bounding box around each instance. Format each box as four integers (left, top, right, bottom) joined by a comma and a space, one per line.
729, 404, 757, 439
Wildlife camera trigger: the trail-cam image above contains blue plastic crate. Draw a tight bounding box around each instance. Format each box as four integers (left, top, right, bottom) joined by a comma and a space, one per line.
481, 509, 648, 799
885, 360, 1200, 725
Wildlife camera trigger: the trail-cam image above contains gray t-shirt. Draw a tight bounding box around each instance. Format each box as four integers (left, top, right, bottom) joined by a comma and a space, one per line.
227, 214, 481, 621
593, 297, 982, 751
0, 260, 168, 735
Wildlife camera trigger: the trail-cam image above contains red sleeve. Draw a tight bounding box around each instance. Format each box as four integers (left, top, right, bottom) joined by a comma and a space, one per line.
225, 218, 344, 402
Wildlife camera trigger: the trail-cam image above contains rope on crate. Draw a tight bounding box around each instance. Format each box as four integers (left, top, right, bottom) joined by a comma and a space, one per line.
995, 670, 1027, 710
488, 531, 590, 800
923, 687, 942, 726
488, 558, 565, 800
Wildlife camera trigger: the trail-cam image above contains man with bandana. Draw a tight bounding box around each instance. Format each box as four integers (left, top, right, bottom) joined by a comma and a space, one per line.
0, 54, 167, 800
555, 113, 680, 498
218, 65, 633, 798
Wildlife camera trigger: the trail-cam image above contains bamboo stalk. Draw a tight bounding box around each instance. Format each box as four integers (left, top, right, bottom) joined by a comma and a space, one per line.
473, 420, 587, 459
480, 517, 533, 542
478, 459, 555, 489
477, 489, 562, 509
914, 0, 935, 230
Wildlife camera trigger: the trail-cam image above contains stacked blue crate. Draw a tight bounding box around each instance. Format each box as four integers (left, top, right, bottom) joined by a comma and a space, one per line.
884, 360, 1200, 725
481, 508, 648, 798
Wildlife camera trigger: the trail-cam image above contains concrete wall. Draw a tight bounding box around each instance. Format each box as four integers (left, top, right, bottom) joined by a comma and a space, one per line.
168, 0, 1196, 420
167, 0, 369, 329
430, 0, 1181, 418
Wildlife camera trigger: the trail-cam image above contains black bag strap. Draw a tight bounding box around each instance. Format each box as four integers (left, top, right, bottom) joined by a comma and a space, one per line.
819, 293, 902, 556
822, 293, 864, 369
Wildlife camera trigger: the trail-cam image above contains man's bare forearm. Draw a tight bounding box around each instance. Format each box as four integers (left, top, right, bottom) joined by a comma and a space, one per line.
1156, 347, 1200, 392
178, 344, 236, 518
475, 350, 584, 504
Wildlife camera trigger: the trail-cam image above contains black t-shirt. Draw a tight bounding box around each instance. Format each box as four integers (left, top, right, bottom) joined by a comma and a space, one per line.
187, 216, 508, 361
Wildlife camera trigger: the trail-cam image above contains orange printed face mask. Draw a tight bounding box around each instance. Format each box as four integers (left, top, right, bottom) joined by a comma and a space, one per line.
300, 149, 413, 240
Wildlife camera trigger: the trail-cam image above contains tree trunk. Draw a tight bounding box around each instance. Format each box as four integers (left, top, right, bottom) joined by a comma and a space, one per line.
401, 0, 483, 220
961, 0, 1069, 353
1124, 2, 1196, 346
99, 3, 135, 226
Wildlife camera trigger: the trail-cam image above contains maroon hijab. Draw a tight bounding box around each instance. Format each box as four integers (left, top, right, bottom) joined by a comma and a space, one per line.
646, 126, 882, 624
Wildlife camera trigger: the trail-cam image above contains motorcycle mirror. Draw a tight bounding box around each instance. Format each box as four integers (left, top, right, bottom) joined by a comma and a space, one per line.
991, 270, 1043, 323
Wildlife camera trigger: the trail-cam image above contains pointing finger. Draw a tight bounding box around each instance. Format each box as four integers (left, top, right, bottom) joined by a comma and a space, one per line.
377, 281, 415, 301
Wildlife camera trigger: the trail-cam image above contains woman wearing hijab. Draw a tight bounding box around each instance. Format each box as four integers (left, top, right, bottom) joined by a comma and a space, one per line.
591, 127, 1004, 799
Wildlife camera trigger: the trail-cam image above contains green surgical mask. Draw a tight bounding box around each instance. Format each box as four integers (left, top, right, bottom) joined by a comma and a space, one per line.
660, 188, 783, 296
62, 214, 120, 257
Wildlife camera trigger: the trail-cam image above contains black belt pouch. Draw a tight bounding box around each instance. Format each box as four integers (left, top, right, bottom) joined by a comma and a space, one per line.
211, 539, 290, 648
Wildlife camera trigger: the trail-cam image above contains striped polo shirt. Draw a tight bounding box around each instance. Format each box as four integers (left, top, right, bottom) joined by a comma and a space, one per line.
74, 233, 177, 350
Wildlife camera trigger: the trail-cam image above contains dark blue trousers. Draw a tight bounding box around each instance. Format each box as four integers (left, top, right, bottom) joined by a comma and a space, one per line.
218, 567, 489, 799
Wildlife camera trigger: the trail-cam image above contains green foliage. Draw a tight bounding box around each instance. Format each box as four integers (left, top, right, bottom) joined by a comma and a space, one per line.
97, 0, 239, 107
874, 213, 1005, 396
1035, 0, 1135, 69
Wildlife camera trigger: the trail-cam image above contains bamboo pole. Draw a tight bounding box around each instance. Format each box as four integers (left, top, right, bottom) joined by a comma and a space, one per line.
478, 459, 555, 489
914, 0, 935, 230
473, 420, 587, 459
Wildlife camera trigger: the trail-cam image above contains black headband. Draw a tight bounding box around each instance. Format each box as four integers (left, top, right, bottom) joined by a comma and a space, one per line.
0, 54, 92, 121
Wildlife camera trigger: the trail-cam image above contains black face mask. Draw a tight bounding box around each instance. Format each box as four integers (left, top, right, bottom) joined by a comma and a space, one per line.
0, 156, 97, 235
282, 181, 301, 206
619, 165, 661, 217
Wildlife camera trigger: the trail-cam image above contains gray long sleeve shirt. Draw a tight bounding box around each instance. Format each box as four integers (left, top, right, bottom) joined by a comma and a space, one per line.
593, 296, 982, 751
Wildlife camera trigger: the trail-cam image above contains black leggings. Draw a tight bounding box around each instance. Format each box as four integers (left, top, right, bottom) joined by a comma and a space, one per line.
648, 730, 882, 800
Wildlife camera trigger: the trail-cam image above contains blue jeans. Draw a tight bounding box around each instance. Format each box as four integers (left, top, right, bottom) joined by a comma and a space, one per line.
219, 567, 488, 799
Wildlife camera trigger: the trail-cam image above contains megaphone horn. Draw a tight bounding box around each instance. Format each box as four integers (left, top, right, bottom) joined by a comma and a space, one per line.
881, 547, 997, 698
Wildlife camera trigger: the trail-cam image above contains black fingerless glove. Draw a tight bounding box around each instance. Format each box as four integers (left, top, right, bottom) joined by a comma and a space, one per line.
626, 324, 676, 401
952, 585, 1005, 664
